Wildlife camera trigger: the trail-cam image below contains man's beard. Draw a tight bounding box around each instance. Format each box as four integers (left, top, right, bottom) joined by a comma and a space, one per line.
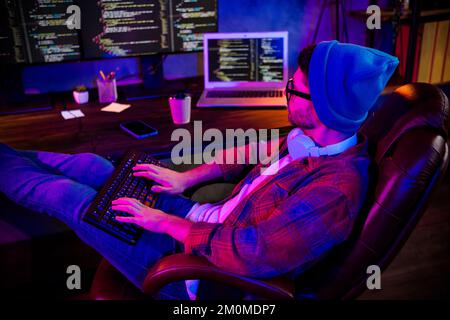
288, 107, 317, 130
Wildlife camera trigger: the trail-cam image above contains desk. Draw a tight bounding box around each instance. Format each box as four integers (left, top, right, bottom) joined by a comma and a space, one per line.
0, 96, 291, 157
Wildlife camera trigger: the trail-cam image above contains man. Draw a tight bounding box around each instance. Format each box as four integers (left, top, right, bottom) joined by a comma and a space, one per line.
0, 41, 398, 299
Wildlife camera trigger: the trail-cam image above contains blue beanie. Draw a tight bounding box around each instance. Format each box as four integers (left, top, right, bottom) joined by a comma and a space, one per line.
308, 41, 399, 133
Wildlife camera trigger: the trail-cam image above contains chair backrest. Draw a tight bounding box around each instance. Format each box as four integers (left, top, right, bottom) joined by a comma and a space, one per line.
293, 83, 449, 299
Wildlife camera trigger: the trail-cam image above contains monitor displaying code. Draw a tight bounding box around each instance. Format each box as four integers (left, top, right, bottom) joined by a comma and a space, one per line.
207, 37, 284, 82
81, 0, 218, 59
0, 0, 217, 64
0, 0, 81, 64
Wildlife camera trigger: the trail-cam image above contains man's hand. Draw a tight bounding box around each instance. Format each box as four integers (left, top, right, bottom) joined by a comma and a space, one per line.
132, 164, 190, 195
112, 197, 193, 243
112, 197, 169, 233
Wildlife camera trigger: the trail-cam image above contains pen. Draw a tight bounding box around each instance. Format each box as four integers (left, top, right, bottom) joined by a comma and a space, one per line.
107, 71, 116, 80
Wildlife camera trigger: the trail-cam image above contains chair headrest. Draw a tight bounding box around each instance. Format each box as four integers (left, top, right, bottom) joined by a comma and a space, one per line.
360, 83, 449, 163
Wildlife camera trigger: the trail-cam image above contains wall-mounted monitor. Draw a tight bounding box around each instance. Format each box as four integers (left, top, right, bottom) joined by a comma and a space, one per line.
0, 0, 218, 64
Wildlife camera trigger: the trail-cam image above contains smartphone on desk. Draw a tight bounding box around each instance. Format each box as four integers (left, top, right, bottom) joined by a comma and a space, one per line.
120, 120, 158, 139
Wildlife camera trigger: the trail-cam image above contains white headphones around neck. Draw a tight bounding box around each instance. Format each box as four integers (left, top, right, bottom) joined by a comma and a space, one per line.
287, 128, 357, 160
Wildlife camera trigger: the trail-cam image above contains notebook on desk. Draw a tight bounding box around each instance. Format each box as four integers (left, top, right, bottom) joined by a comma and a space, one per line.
197, 31, 288, 108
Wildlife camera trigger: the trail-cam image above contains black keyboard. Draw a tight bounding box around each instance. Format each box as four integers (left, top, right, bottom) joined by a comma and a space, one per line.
206, 90, 284, 98
83, 150, 162, 245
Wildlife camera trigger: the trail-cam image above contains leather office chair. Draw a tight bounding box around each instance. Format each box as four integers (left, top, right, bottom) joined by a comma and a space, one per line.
89, 83, 449, 300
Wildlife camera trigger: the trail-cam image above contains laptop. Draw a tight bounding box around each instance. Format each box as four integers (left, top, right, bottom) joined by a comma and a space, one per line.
197, 31, 288, 108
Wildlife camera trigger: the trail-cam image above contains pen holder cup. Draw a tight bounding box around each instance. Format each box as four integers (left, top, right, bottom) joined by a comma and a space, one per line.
97, 78, 118, 103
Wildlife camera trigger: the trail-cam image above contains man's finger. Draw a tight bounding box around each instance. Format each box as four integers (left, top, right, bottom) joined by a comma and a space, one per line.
147, 164, 163, 171
112, 197, 136, 204
133, 164, 161, 172
133, 171, 166, 185
112, 199, 138, 208
115, 216, 138, 224
111, 204, 141, 216
151, 185, 172, 193
111, 199, 129, 206
133, 171, 158, 180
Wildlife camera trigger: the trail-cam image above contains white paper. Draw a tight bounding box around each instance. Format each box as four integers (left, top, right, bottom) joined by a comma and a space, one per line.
101, 102, 131, 113
61, 110, 76, 120
70, 109, 85, 117
61, 109, 85, 120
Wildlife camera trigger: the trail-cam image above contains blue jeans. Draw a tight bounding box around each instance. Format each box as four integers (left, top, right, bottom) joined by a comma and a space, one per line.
0, 143, 196, 297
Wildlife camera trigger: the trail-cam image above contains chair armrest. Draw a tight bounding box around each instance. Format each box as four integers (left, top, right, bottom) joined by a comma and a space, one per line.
143, 253, 295, 300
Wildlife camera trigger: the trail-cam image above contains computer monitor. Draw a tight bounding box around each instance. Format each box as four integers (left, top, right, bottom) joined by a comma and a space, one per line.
0, 0, 81, 64
203, 32, 288, 89
0, 0, 218, 64
81, 0, 218, 59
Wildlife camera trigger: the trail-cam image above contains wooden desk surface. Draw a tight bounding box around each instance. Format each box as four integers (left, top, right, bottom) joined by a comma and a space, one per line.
0, 97, 291, 157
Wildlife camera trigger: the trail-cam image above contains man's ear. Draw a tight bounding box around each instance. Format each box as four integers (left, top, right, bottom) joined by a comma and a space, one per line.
304, 79, 309, 89
301, 72, 310, 89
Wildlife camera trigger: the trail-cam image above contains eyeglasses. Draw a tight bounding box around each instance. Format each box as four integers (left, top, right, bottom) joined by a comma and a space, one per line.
285, 78, 312, 103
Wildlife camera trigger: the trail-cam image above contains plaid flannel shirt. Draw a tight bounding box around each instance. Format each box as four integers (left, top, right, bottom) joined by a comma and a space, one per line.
184, 135, 370, 279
